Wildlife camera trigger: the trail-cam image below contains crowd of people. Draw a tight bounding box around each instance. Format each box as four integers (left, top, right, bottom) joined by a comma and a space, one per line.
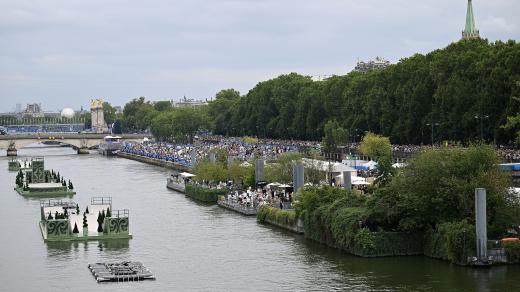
224, 186, 293, 210
121, 133, 520, 172
121, 138, 309, 167
3, 124, 85, 134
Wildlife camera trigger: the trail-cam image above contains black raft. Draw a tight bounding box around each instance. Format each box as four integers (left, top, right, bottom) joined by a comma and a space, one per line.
88, 261, 155, 282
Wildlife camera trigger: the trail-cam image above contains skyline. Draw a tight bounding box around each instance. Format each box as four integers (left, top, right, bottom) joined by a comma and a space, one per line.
1, 0, 519, 112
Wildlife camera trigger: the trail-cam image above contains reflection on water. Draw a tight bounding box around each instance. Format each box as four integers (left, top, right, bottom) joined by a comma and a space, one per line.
1, 146, 520, 292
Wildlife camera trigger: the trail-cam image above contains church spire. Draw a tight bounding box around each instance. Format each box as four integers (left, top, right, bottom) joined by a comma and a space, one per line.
462, 0, 480, 39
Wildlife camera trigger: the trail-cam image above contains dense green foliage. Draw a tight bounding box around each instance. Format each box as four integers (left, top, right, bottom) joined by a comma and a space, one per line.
294, 186, 423, 256
264, 152, 302, 183
504, 241, 520, 263
424, 220, 475, 265
257, 205, 296, 227
185, 184, 228, 203
359, 132, 393, 184
367, 145, 517, 236
294, 145, 519, 263
194, 159, 254, 187
207, 40, 520, 144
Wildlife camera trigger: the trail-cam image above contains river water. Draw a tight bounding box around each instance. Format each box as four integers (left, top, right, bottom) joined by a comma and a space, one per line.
1, 146, 520, 292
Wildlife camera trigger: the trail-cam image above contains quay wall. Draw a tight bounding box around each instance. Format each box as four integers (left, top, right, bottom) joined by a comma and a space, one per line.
117, 152, 190, 172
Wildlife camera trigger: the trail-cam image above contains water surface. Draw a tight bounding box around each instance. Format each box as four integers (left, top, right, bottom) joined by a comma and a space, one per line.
1, 146, 519, 291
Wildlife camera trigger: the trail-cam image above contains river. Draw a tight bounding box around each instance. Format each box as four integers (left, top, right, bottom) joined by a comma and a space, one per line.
1, 146, 520, 292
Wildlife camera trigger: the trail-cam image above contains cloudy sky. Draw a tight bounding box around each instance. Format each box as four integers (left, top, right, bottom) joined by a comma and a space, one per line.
1, 0, 519, 112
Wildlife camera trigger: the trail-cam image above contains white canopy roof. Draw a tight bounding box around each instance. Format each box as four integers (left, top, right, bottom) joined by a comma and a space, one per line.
179, 172, 196, 178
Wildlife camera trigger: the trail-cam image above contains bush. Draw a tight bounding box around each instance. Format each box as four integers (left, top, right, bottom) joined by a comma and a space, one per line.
185, 184, 227, 202
257, 205, 296, 227
424, 220, 475, 265
504, 241, 520, 263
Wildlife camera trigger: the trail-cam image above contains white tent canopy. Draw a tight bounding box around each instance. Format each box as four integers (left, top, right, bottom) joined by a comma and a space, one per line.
335, 174, 370, 186
179, 172, 196, 178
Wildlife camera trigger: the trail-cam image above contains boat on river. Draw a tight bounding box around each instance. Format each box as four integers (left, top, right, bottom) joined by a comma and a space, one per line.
98, 135, 122, 156
166, 172, 195, 193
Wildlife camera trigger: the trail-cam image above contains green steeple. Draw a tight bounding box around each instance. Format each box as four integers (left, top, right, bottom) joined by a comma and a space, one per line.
462, 0, 480, 39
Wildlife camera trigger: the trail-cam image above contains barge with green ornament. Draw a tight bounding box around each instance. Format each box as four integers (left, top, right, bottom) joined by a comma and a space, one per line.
39, 197, 132, 242
13, 157, 76, 197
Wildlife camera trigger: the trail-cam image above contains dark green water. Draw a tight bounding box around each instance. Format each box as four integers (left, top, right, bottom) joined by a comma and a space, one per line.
1, 146, 520, 292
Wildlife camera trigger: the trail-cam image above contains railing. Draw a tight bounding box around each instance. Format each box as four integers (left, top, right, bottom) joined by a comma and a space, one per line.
111, 209, 130, 218
40, 199, 76, 208
91, 197, 112, 206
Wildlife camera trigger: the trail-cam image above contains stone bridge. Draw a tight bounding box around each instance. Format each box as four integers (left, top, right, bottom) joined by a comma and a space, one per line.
0, 133, 152, 156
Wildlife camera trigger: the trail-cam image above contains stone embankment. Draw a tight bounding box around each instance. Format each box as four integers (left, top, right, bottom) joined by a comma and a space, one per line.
117, 152, 190, 172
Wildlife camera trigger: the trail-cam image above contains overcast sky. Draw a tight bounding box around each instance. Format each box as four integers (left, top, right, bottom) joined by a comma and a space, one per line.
1, 0, 519, 112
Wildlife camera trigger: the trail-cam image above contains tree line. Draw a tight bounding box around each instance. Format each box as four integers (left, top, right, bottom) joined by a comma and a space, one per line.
207, 39, 520, 145
118, 39, 520, 146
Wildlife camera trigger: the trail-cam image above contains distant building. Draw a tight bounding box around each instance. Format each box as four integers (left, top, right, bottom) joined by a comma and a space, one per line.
15, 103, 22, 113
114, 106, 123, 114
43, 111, 61, 118
174, 96, 208, 108
24, 103, 44, 118
462, 0, 480, 40
353, 57, 391, 73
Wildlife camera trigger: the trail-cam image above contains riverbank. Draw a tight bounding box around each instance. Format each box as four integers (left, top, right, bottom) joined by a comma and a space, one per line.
117, 152, 191, 172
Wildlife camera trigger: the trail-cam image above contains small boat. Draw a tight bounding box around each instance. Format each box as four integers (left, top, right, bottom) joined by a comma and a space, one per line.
166, 172, 195, 193
98, 135, 122, 156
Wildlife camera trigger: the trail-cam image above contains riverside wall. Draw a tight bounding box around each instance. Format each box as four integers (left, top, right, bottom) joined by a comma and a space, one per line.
117, 152, 191, 172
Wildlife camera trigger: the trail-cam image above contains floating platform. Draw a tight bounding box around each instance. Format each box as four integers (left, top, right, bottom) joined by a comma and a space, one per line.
39, 198, 132, 242
15, 183, 76, 198
218, 199, 258, 216
88, 262, 155, 282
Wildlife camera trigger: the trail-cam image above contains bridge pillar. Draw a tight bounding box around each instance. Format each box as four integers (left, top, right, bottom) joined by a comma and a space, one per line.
77, 147, 89, 154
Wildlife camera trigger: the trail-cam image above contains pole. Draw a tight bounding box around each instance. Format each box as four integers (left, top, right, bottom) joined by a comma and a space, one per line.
475, 188, 487, 263
431, 122, 434, 146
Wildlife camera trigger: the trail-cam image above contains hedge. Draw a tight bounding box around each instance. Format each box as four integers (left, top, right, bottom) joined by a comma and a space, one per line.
185, 184, 228, 203
504, 241, 520, 263
257, 205, 296, 227
350, 229, 424, 257
424, 220, 475, 265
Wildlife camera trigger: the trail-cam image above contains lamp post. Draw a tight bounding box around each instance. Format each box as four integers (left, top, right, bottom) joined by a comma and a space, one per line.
426, 122, 440, 146
474, 115, 489, 142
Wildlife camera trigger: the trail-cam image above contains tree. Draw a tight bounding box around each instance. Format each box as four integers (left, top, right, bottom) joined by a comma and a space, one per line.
106, 208, 111, 218
122, 97, 157, 131
72, 222, 79, 234
322, 120, 348, 158
359, 132, 393, 183
85, 206, 89, 214
102, 102, 117, 125
76, 204, 80, 214
368, 145, 518, 236
68, 180, 73, 190
97, 211, 104, 232
83, 212, 88, 228
264, 152, 303, 183
48, 212, 53, 220
154, 100, 173, 112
